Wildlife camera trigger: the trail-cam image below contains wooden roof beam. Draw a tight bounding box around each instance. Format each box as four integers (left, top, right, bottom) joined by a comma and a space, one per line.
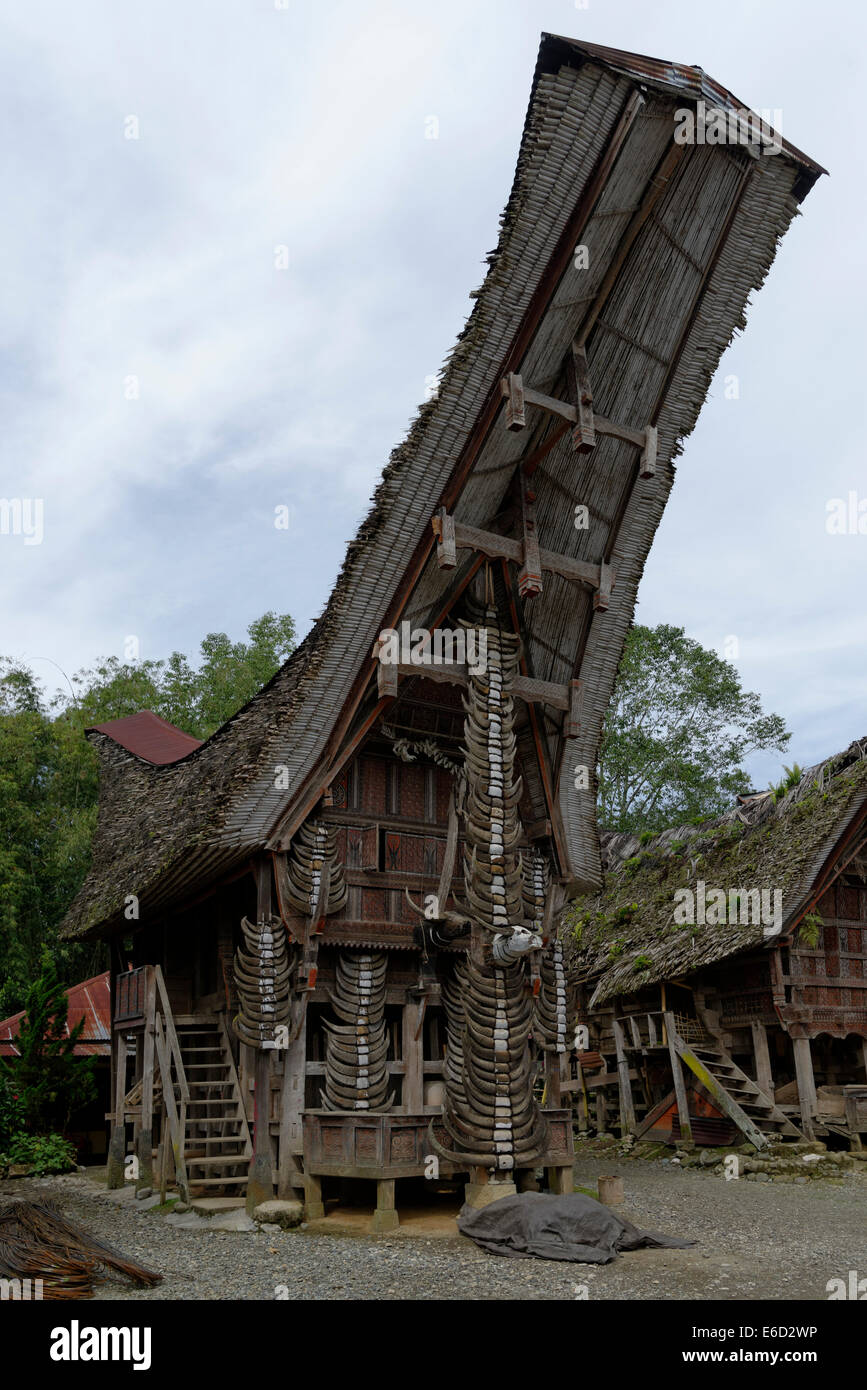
370, 655, 573, 714
500, 372, 656, 478
431, 508, 615, 602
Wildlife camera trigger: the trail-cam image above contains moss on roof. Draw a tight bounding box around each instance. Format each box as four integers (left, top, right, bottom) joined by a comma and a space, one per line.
565, 740, 867, 1006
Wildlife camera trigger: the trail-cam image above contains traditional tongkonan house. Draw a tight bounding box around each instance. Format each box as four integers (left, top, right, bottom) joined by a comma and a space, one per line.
60, 36, 823, 1225
565, 742, 867, 1151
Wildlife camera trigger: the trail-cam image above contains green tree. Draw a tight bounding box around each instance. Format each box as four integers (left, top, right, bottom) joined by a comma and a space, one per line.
66, 609, 296, 739
0, 661, 98, 1014
0, 610, 296, 1013
598, 623, 790, 834
0, 950, 96, 1132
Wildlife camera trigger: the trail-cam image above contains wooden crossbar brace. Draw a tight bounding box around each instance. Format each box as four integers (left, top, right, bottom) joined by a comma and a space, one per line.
500, 370, 657, 478
371, 656, 573, 712
431, 510, 615, 604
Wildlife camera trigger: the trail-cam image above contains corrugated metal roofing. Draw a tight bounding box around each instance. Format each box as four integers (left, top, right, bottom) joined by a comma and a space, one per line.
90, 711, 202, 765
0, 971, 111, 1057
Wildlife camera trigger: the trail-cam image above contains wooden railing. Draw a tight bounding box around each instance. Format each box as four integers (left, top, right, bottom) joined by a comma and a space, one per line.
152, 965, 190, 1203
112, 964, 190, 1202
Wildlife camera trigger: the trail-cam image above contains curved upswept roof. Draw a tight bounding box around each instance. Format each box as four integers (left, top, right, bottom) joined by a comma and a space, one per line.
61, 33, 823, 942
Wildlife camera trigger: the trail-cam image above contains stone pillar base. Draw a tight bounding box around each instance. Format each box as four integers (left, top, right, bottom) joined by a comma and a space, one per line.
547, 1165, 574, 1195
463, 1179, 517, 1209
371, 1178, 399, 1231
302, 1173, 325, 1221
370, 1208, 400, 1232
246, 1153, 274, 1215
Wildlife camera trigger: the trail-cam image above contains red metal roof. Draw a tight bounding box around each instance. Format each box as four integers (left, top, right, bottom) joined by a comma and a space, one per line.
0, 971, 111, 1058
90, 710, 202, 765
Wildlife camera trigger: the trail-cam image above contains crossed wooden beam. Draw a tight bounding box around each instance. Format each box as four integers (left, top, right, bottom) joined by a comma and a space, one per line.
371, 342, 659, 729
501, 340, 658, 475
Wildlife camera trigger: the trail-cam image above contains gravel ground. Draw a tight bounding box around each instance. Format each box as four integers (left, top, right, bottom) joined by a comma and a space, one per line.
3, 1159, 865, 1301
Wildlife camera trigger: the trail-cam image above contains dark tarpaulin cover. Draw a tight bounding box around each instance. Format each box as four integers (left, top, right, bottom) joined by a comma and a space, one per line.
457, 1191, 696, 1263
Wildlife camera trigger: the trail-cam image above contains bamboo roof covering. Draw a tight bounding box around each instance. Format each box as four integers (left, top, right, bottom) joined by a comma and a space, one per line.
566, 740, 867, 1007
61, 34, 823, 942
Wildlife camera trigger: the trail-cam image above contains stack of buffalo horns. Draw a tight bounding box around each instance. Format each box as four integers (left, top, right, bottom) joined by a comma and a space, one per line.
534, 939, 569, 1054
322, 951, 392, 1111
233, 915, 292, 1048
434, 607, 546, 1172
285, 818, 348, 921
455, 610, 524, 936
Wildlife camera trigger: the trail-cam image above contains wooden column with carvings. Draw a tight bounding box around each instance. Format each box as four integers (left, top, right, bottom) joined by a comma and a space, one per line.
247, 858, 276, 1213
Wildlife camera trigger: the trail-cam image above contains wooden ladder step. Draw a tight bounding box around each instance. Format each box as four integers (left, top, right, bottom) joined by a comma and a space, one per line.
185, 1136, 247, 1145
187, 1156, 249, 1167
187, 1176, 249, 1187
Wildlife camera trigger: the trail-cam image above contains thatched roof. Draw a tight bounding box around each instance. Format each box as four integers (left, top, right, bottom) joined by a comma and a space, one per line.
61, 34, 823, 942
566, 740, 867, 1007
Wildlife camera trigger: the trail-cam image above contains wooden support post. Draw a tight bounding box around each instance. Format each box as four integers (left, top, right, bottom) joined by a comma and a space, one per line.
544, 1050, 563, 1109
107, 1030, 128, 1189
546, 1165, 573, 1195
153, 1014, 189, 1202
303, 1171, 325, 1221
664, 1012, 693, 1147
751, 1020, 774, 1097
248, 860, 277, 1212
640, 424, 657, 478
612, 1019, 636, 1136
500, 373, 526, 431
371, 1178, 400, 1232
793, 1036, 817, 1140
402, 999, 424, 1113
575, 1057, 590, 1131
566, 679, 582, 739
376, 655, 398, 700
595, 1087, 608, 1134
517, 473, 542, 598
247, 1049, 275, 1213
432, 507, 457, 569
593, 562, 613, 612
157, 1135, 167, 1206
135, 966, 156, 1192
568, 341, 595, 454
277, 1030, 306, 1198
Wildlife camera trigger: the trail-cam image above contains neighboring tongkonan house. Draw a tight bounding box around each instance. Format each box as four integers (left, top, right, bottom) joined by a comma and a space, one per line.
565, 741, 867, 1150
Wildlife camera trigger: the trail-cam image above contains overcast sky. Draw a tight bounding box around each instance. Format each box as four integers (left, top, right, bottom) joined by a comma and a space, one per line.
1, 0, 864, 789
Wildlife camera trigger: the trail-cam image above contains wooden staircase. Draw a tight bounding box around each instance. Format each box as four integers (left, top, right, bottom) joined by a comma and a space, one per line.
673, 1037, 802, 1148
612, 1009, 803, 1150
177, 1017, 252, 1194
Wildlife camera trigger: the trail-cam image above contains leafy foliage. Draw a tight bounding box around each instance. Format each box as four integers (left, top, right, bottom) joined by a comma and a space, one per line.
0, 952, 96, 1132
0, 1131, 78, 1176
66, 610, 297, 740
0, 611, 295, 1013
770, 763, 804, 803
0, 1072, 23, 1149
798, 912, 823, 949
597, 624, 790, 834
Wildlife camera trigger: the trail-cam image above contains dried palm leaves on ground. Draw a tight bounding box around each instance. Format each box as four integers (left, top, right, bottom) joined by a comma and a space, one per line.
0, 1197, 162, 1298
